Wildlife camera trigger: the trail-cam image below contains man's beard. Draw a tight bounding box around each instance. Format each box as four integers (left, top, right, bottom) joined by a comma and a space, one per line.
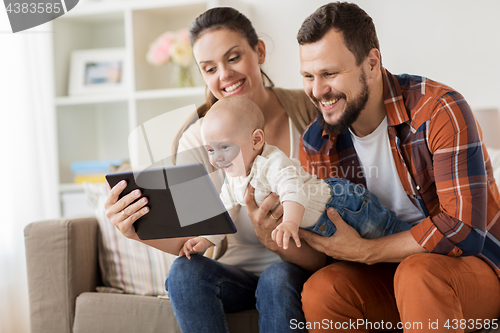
316, 71, 369, 135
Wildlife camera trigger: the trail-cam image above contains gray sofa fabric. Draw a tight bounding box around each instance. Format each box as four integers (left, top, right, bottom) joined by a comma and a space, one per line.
72, 293, 259, 333
25, 217, 101, 333
24, 217, 259, 333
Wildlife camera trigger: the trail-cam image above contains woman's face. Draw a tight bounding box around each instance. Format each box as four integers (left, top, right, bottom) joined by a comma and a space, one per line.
192, 28, 266, 102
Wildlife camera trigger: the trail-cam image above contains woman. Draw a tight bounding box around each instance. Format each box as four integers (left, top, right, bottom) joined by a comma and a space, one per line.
104, 7, 325, 332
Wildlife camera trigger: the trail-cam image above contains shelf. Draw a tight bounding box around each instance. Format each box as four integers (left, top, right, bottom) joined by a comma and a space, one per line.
55, 93, 130, 106
55, 86, 206, 106
135, 86, 205, 100
132, 3, 207, 91
53, 11, 126, 97
57, 102, 130, 183
52, 0, 223, 217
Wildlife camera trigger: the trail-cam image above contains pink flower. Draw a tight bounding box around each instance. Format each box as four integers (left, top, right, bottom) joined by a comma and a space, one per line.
146, 31, 175, 65
147, 29, 192, 67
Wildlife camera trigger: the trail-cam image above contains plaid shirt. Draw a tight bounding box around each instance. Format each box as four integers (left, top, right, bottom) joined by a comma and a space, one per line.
299, 68, 500, 278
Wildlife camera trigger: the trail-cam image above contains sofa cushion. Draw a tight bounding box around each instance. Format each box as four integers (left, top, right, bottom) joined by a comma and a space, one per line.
73, 292, 259, 333
83, 182, 176, 296
73, 293, 181, 333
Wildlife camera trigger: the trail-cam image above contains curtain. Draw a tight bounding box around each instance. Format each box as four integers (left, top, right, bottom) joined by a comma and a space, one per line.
0, 11, 60, 333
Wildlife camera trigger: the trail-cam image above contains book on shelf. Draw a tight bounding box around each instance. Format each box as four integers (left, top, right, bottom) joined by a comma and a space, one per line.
71, 159, 123, 183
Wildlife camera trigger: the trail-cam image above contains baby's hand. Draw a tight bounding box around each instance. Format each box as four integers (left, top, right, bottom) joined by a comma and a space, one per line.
179, 237, 214, 259
271, 221, 301, 250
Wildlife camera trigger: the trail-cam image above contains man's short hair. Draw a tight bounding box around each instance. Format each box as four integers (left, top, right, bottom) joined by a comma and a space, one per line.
297, 1, 380, 66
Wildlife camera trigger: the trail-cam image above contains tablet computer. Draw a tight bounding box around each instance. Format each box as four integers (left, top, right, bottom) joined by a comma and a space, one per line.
105, 163, 236, 240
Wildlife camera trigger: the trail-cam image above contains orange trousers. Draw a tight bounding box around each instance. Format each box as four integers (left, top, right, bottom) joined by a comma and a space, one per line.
301, 253, 500, 333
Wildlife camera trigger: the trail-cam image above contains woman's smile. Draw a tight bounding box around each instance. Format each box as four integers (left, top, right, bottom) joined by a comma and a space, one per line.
222, 79, 245, 94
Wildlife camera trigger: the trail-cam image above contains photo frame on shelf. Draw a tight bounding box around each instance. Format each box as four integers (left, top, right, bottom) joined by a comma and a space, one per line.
69, 48, 127, 96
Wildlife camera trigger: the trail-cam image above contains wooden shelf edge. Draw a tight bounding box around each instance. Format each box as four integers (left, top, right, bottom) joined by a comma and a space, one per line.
134, 86, 206, 100
55, 86, 206, 106
55, 94, 130, 106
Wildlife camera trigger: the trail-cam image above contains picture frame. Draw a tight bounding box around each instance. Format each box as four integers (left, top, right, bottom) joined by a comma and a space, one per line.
69, 48, 127, 95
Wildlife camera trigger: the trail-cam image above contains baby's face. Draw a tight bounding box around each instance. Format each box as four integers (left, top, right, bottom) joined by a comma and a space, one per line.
202, 119, 256, 178
205, 141, 243, 177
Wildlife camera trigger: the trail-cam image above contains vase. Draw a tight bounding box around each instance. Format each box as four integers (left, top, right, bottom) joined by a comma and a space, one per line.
173, 65, 194, 88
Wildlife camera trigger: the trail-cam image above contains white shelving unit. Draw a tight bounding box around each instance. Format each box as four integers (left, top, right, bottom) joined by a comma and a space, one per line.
53, 0, 250, 216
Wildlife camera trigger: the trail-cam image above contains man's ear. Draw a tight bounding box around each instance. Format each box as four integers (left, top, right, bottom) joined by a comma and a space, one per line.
252, 129, 265, 150
365, 48, 381, 79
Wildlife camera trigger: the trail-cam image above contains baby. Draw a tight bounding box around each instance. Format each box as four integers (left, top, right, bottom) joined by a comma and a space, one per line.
179, 95, 411, 258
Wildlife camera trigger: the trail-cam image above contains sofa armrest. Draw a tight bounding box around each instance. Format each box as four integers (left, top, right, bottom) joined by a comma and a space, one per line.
24, 216, 101, 333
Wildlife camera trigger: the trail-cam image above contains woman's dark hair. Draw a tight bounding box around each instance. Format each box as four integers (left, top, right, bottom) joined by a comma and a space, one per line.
189, 7, 274, 118
297, 2, 380, 66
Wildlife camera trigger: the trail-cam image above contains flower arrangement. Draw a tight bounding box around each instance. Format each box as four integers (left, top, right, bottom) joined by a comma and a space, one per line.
146, 28, 194, 87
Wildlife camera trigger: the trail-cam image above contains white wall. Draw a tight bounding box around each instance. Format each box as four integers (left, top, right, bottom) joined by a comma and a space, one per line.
239, 0, 500, 111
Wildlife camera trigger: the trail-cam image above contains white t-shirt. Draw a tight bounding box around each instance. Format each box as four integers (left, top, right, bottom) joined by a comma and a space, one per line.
349, 117, 425, 226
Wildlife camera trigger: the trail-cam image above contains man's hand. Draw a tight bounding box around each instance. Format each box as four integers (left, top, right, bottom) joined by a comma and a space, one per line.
299, 208, 427, 264
244, 184, 283, 251
299, 208, 370, 262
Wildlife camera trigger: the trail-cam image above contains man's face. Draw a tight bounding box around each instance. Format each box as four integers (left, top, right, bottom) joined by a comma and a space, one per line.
300, 29, 369, 134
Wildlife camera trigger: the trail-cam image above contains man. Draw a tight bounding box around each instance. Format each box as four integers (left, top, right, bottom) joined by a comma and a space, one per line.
296, 2, 500, 332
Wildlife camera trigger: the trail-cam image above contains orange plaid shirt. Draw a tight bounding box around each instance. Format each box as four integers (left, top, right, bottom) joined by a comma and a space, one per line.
299, 68, 500, 278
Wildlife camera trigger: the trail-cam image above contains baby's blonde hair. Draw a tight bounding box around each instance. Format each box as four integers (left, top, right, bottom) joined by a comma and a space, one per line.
203, 95, 265, 135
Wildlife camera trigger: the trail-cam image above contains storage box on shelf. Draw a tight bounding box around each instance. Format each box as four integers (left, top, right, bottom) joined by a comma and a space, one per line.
70, 159, 123, 183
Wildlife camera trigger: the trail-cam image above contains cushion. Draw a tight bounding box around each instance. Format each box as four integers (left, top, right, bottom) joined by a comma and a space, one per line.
73, 293, 182, 333
83, 182, 176, 296
73, 292, 260, 333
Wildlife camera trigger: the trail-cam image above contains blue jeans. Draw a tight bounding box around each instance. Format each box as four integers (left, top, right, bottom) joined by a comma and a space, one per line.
304, 178, 412, 237
166, 255, 311, 333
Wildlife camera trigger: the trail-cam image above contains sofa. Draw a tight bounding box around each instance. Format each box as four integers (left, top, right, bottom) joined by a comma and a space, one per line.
24, 216, 259, 333
25, 216, 500, 333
